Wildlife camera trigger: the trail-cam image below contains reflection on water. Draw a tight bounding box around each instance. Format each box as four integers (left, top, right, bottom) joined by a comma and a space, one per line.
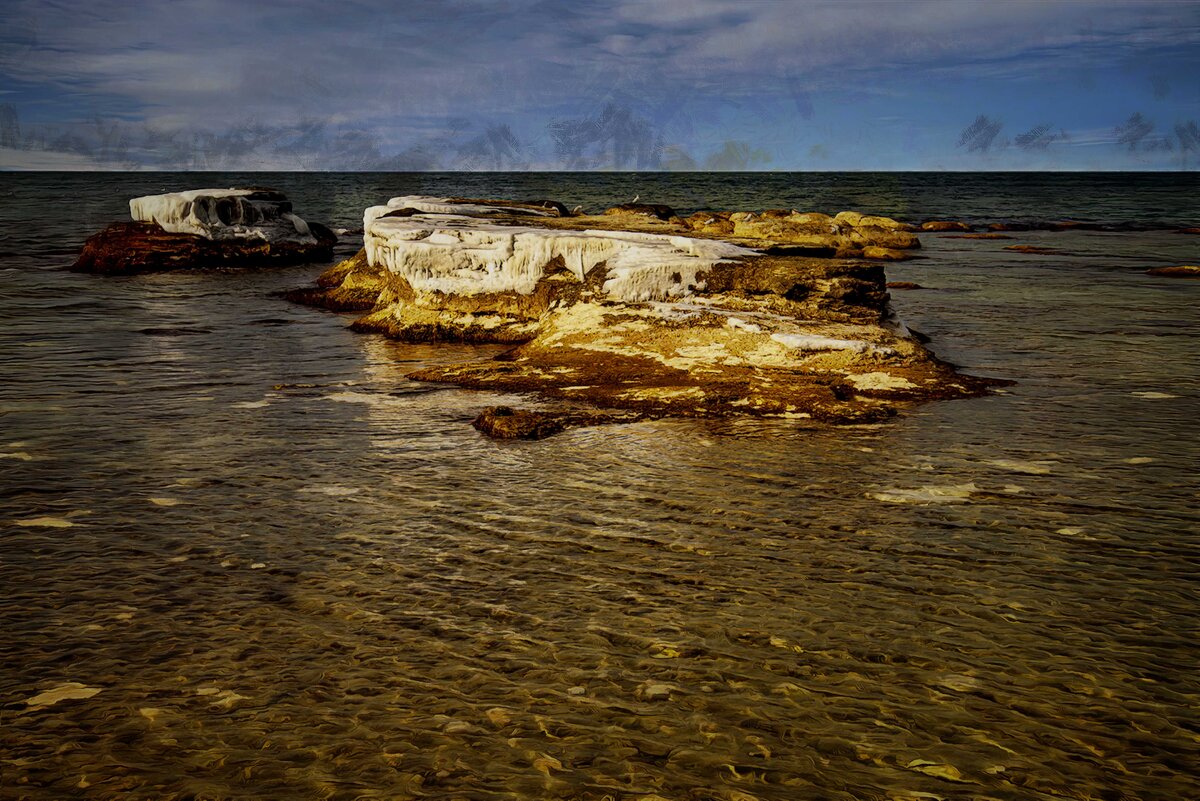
1, 173, 1198, 799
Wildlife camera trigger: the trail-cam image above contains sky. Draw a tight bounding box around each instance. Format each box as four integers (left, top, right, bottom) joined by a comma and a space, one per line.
1, 0, 1199, 170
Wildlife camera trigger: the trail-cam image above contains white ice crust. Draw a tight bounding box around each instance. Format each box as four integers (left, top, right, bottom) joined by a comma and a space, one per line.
363, 196, 755, 302
130, 188, 316, 244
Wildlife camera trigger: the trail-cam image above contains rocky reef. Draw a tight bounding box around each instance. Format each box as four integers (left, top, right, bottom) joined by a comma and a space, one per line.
291, 196, 1005, 438
74, 188, 335, 274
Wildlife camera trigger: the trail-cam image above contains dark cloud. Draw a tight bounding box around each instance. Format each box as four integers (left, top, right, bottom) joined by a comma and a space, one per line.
1114, 113, 1157, 151
1014, 124, 1069, 151
958, 115, 1004, 153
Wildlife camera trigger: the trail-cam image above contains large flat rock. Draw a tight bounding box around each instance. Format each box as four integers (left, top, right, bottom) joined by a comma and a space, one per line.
290, 196, 1006, 436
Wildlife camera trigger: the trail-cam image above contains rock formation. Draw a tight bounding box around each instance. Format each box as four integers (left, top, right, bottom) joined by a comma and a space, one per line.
74, 188, 335, 274
290, 196, 1006, 438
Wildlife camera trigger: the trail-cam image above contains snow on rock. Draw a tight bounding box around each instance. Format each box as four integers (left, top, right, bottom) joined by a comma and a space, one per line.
130, 188, 316, 244
363, 196, 755, 301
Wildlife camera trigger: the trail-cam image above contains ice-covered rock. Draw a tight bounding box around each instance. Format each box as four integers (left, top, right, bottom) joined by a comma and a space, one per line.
363, 196, 755, 301
290, 196, 1006, 436
129, 188, 317, 244
73, 188, 335, 274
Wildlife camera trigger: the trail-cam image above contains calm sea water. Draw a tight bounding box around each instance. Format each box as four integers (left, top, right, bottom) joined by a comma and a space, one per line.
1, 172, 1198, 800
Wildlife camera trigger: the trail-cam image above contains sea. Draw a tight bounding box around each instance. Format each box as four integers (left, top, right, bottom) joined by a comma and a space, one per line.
1, 172, 1197, 800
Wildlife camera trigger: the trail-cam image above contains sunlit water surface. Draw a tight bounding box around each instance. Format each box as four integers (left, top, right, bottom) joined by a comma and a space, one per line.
1, 173, 1198, 800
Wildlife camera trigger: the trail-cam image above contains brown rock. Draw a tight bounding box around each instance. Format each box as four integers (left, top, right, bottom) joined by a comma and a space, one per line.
858, 215, 917, 232
73, 221, 336, 275
850, 228, 921, 250
887, 281, 924, 290
1003, 245, 1061, 255
862, 246, 917, 261
921, 221, 972, 232
1145, 265, 1200, 277
1176, 227, 1200, 235
283, 249, 386, 311
472, 406, 640, 439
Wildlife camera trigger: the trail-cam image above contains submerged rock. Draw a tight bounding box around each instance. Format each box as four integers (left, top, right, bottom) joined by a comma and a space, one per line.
74, 188, 335, 274
290, 196, 1007, 437
1003, 244, 1062, 255
947, 233, 1013, 240
1145, 265, 1200, 277
921, 220, 972, 232
472, 406, 642, 440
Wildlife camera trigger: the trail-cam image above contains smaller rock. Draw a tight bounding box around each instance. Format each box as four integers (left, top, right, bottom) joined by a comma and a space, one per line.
887, 281, 924, 290
567, 686, 586, 696
988, 222, 1031, 231
920, 220, 972, 232
472, 406, 640, 440
75, 188, 336, 275
1176, 227, 1200, 235
1145, 265, 1200, 277
472, 406, 571, 439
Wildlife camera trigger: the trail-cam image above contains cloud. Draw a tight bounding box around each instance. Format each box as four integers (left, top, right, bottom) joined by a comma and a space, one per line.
2, 0, 1198, 169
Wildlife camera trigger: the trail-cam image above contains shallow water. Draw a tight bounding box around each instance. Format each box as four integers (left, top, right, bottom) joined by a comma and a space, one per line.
1, 173, 1198, 800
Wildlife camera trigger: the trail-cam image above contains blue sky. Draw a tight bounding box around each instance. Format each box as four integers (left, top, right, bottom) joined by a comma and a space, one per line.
2, 0, 1199, 170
